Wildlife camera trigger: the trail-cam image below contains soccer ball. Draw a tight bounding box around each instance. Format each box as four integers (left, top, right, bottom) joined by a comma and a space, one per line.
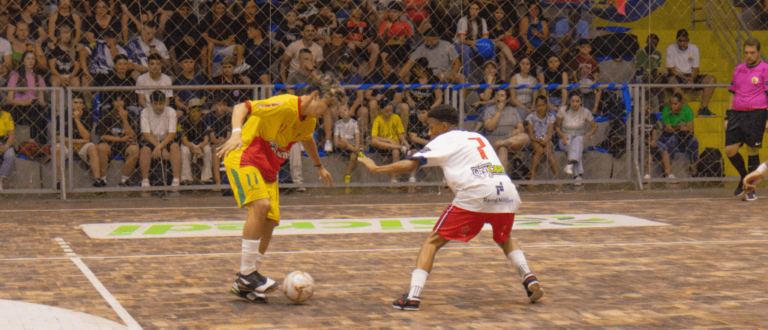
282, 271, 315, 303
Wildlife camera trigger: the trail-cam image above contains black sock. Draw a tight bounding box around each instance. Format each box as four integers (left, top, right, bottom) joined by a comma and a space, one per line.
728, 154, 749, 179
748, 155, 761, 173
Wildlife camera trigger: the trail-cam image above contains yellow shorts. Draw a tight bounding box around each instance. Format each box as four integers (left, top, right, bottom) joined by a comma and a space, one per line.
225, 165, 280, 222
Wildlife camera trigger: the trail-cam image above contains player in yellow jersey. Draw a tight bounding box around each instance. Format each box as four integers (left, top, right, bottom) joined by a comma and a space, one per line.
216, 75, 346, 302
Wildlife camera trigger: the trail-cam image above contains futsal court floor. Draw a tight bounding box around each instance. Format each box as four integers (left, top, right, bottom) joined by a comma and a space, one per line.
1, 190, 767, 329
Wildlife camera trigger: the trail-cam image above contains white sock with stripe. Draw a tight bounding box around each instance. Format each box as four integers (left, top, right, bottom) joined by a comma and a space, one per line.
408, 268, 428, 299
240, 239, 264, 275
508, 249, 531, 281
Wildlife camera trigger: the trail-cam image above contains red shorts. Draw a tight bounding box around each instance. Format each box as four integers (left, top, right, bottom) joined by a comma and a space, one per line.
433, 205, 515, 243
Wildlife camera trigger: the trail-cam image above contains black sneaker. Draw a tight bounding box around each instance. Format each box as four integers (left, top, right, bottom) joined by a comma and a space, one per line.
743, 191, 757, 202
118, 181, 130, 187
92, 178, 107, 187
734, 180, 746, 197
697, 106, 715, 118
231, 271, 278, 302
392, 294, 420, 310
523, 273, 544, 303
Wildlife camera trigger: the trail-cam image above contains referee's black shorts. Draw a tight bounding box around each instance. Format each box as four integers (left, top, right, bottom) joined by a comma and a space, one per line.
725, 109, 768, 148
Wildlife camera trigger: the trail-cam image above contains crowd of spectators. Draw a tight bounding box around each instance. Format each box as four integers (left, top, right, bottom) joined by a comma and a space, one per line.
0, 0, 719, 189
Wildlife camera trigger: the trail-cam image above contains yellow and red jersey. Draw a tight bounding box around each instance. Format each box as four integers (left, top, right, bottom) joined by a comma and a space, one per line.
224, 94, 316, 182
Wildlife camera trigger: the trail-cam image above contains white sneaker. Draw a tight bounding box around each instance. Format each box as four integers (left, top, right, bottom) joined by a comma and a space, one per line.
391, 178, 398, 183
233, 63, 251, 75
408, 176, 417, 183
400, 145, 408, 155
171, 178, 180, 187
667, 174, 678, 183
564, 164, 574, 175
324, 140, 333, 153
141, 179, 150, 188
643, 173, 650, 180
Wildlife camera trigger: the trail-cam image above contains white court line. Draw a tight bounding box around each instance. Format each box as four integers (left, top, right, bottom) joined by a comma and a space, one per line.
70, 257, 143, 330
3, 238, 766, 262
0, 196, 735, 212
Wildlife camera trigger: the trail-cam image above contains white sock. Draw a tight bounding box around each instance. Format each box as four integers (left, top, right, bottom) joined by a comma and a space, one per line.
121, 175, 130, 183
240, 239, 264, 275
508, 250, 531, 281
407, 268, 428, 299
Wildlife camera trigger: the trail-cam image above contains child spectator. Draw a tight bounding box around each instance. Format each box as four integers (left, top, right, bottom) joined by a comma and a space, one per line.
486, 4, 518, 80
0, 108, 15, 190
136, 54, 174, 114
371, 99, 410, 182
179, 99, 213, 185
48, 24, 81, 88
124, 21, 171, 79
538, 54, 569, 112
334, 105, 361, 186
6, 50, 47, 146
408, 108, 430, 151
204, 92, 231, 188
235, 22, 278, 85
95, 92, 140, 187
526, 95, 558, 180
139, 90, 182, 188
52, 93, 106, 187
361, 55, 405, 135
173, 52, 210, 116
510, 57, 539, 120
48, 0, 82, 45
569, 39, 602, 114
657, 93, 699, 180
555, 93, 597, 185
484, 89, 530, 172
80, 29, 127, 87
454, 1, 488, 79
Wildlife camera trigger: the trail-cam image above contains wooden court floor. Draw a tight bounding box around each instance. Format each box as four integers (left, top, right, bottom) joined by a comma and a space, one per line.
1, 193, 767, 329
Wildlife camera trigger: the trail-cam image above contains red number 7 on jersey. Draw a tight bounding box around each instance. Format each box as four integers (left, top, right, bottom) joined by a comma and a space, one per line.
468, 138, 489, 160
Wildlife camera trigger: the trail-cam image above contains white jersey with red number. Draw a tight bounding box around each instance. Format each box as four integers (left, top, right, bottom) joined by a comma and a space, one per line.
408, 130, 521, 213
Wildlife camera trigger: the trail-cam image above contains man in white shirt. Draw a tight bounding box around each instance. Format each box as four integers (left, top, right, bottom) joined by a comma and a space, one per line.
124, 21, 172, 79
665, 29, 717, 117
136, 54, 175, 114
281, 24, 324, 82
358, 104, 544, 311
139, 90, 181, 188
398, 31, 465, 83
0, 36, 12, 86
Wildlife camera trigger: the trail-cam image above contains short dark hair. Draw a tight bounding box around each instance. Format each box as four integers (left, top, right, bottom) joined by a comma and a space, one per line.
535, 95, 547, 104
577, 38, 591, 47
148, 53, 163, 63
177, 51, 194, 62
745, 37, 761, 52
427, 105, 459, 126
299, 48, 313, 56
144, 20, 158, 29
150, 90, 166, 103
114, 54, 129, 63
676, 29, 688, 40
670, 93, 684, 103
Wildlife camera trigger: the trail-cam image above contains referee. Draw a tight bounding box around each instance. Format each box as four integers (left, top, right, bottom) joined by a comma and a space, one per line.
725, 37, 768, 201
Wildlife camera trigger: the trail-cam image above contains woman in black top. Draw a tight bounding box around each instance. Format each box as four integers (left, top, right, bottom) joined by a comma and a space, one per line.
537, 54, 569, 111
7, 0, 47, 45
48, 24, 81, 88
82, 0, 124, 43
48, 0, 82, 44
487, 5, 518, 80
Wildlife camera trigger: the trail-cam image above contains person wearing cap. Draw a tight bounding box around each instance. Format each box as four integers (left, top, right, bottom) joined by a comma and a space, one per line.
399, 30, 465, 84
665, 29, 717, 117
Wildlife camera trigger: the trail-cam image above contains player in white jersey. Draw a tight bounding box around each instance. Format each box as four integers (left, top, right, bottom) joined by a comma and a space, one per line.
358, 105, 544, 311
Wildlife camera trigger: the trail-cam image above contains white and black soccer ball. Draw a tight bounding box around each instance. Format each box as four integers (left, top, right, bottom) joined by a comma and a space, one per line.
282, 271, 315, 303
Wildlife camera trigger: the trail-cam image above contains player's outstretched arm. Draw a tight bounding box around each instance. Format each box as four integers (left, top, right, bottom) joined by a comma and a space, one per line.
358, 155, 419, 174
215, 103, 249, 159
302, 139, 333, 187
743, 162, 768, 192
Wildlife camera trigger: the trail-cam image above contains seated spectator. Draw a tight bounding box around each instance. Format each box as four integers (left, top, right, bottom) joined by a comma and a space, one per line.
6, 50, 48, 147
174, 52, 210, 116
275, 10, 304, 50
551, 11, 588, 58
164, 0, 205, 65
179, 100, 213, 185
0, 36, 10, 86
483, 89, 529, 171
211, 56, 251, 107
48, 0, 82, 46
371, 100, 410, 182
80, 29, 127, 87
665, 29, 717, 117
399, 30, 465, 84
303, 1, 338, 46
486, 4, 518, 80
104, 54, 138, 113
403, 57, 443, 132
569, 39, 602, 114
282, 23, 323, 82
343, 4, 379, 74
82, 0, 123, 43
204, 91, 231, 187
8, 21, 45, 71
139, 90, 181, 188
657, 93, 699, 180
471, 61, 502, 116
555, 93, 597, 184
6, 0, 47, 49
0, 108, 15, 190
636, 34, 664, 112
334, 105, 362, 187
407, 108, 430, 151
377, 1, 414, 64
519, 3, 552, 69
538, 54, 569, 111
48, 24, 81, 88
429, 0, 463, 43
235, 22, 279, 85
124, 21, 171, 79
52, 93, 107, 187
95, 92, 140, 187
510, 57, 539, 120
361, 55, 405, 136
136, 54, 174, 114
200, 0, 239, 76
526, 95, 557, 180
454, 1, 489, 80
642, 100, 663, 180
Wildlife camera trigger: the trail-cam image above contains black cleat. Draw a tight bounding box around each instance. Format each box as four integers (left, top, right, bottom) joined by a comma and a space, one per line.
697, 106, 715, 118
392, 294, 420, 310
734, 180, 746, 197
231, 271, 279, 302
523, 273, 544, 303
